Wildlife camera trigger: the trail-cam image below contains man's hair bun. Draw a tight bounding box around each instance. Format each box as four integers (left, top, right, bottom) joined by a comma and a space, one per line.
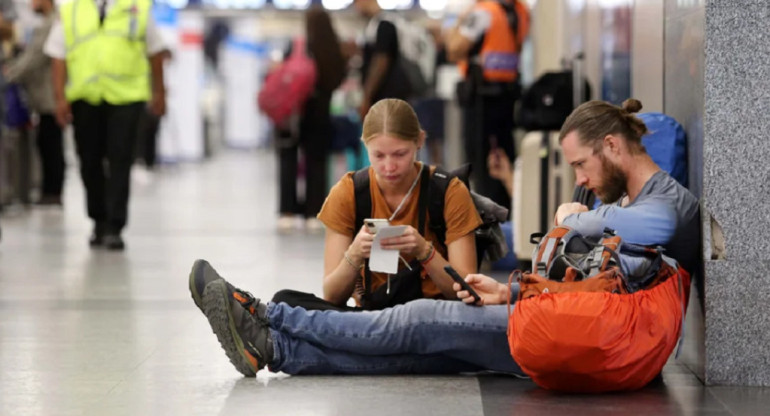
621, 98, 643, 113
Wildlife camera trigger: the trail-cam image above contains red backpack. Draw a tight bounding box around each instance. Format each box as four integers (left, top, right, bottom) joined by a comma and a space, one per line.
258, 38, 317, 126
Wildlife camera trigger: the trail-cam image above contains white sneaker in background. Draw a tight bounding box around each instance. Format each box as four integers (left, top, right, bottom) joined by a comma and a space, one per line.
277, 215, 296, 234
305, 218, 324, 234
132, 165, 154, 185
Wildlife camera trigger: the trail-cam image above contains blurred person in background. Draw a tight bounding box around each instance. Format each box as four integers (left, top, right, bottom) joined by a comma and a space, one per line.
44, 0, 166, 250
446, 0, 529, 212
135, 49, 172, 173
0, 0, 16, 88
353, 0, 410, 118
411, 19, 449, 165
0, 0, 15, 243
277, 6, 348, 233
5, 0, 63, 207
0, 0, 17, 210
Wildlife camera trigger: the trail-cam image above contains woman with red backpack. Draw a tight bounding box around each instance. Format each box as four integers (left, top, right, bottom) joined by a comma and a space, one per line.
275, 7, 348, 233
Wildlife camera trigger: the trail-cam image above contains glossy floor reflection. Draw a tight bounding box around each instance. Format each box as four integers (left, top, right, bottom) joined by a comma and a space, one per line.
0, 150, 768, 416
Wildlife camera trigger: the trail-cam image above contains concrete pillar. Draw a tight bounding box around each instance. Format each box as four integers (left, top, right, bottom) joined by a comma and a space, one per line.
702, 0, 770, 386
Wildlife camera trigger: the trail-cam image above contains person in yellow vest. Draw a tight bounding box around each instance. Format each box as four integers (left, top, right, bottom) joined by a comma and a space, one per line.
446, 0, 529, 212
44, 0, 166, 250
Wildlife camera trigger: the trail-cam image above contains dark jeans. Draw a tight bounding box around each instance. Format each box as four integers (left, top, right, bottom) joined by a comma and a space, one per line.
278, 93, 331, 218
71, 100, 143, 234
462, 92, 517, 211
36, 114, 65, 197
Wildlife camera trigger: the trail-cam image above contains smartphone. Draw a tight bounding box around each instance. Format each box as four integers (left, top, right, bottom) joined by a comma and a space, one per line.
364, 218, 390, 234
444, 265, 481, 305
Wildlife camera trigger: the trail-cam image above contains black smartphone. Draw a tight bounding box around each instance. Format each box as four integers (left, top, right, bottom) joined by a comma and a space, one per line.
444, 265, 481, 305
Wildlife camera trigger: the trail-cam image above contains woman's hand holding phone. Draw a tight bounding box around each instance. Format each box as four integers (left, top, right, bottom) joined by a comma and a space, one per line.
349, 225, 376, 262
378, 225, 430, 258
364, 218, 390, 235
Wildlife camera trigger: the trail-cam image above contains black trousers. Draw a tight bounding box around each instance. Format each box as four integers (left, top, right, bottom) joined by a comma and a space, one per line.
36, 114, 65, 196
462, 92, 517, 211
271, 289, 361, 312
278, 93, 331, 218
135, 107, 160, 168
71, 100, 143, 233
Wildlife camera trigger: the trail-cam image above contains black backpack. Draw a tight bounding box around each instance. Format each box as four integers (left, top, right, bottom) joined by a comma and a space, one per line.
353, 164, 509, 269
517, 71, 592, 131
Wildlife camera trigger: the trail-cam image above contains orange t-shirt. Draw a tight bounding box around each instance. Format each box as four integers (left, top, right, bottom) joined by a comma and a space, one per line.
317, 163, 482, 299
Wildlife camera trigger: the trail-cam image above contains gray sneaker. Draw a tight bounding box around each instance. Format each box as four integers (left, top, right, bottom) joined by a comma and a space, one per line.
189, 259, 263, 315
201, 279, 273, 377
189, 259, 226, 312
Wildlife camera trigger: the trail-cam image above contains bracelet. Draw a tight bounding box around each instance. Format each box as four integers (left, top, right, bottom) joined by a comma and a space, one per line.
343, 252, 364, 271
417, 243, 436, 265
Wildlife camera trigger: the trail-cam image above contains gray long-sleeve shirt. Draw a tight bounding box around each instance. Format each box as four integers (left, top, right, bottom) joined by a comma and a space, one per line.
562, 170, 700, 274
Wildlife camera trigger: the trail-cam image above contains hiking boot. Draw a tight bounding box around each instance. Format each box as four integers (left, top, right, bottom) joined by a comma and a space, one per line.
189, 259, 259, 314
201, 279, 273, 377
189, 259, 226, 312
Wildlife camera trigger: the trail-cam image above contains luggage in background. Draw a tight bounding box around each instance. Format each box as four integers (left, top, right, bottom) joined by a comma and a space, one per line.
513, 54, 590, 262
517, 70, 591, 131
513, 131, 575, 261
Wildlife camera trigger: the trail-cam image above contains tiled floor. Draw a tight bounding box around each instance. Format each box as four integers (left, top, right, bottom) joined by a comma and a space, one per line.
1, 150, 768, 415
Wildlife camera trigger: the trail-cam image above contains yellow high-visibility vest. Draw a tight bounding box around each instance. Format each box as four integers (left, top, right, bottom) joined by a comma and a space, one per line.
60, 0, 151, 104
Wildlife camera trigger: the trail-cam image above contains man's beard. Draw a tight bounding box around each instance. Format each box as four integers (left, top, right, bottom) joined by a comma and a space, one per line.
596, 154, 627, 204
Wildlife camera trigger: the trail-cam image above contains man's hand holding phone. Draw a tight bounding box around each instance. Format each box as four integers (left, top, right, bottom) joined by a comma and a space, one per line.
445, 266, 482, 305
447, 266, 510, 306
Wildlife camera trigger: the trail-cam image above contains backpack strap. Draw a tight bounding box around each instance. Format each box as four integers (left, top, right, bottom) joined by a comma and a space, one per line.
355, 166, 431, 297
495, 0, 520, 47
587, 229, 623, 277
353, 168, 371, 234
531, 226, 572, 276
416, 166, 430, 237
427, 167, 452, 251
353, 168, 372, 295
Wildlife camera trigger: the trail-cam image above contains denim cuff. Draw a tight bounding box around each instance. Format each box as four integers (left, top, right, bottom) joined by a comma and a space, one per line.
265, 303, 283, 371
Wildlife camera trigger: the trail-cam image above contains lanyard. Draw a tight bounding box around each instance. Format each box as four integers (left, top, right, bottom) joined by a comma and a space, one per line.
388, 163, 424, 222
383, 163, 424, 282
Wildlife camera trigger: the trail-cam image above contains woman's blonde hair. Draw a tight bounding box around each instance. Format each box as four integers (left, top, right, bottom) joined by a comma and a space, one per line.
361, 99, 422, 144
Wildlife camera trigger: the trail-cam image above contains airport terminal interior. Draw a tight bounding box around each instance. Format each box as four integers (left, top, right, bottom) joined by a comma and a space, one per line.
1, 0, 769, 414
2, 151, 769, 415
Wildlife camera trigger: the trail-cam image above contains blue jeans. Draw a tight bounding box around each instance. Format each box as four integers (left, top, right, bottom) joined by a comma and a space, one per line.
267, 298, 523, 375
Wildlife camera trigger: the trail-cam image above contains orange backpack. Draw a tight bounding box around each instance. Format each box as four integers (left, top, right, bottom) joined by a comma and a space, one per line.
507, 226, 690, 392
